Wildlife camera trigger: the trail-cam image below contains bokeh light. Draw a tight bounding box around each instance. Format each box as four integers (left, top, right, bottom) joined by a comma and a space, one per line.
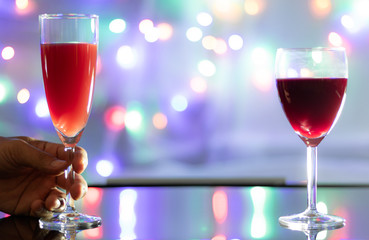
190, 77, 207, 93
244, 0, 264, 15
228, 34, 244, 50
186, 27, 203, 42
211, 0, 244, 22
119, 189, 137, 240
213, 38, 228, 55
96, 159, 114, 177
212, 190, 228, 224
310, 0, 332, 18
341, 15, 356, 32
144, 27, 160, 42
152, 112, 168, 130
328, 32, 343, 47
104, 105, 126, 131
202, 35, 217, 50
1, 46, 15, 60
0, 76, 13, 104
171, 94, 188, 112
116, 45, 137, 69
16, 0, 28, 10
125, 110, 143, 132
17, 88, 30, 104
35, 98, 49, 118
157, 22, 173, 41
0, 83, 7, 103
139, 19, 154, 34
84, 187, 103, 206
250, 47, 273, 92
198, 60, 216, 77
196, 12, 213, 26
250, 187, 267, 238
109, 19, 126, 33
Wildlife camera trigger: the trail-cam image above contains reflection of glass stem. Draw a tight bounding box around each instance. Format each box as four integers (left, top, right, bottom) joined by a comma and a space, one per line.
304, 230, 319, 240
307, 146, 317, 213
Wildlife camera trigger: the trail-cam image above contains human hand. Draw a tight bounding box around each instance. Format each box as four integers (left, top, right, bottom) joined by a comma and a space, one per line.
0, 136, 88, 217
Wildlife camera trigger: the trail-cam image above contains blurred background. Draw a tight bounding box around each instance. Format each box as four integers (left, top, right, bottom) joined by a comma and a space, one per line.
1, 0, 369, 185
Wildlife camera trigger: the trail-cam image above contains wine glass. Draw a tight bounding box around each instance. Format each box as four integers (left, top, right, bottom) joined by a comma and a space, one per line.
39, 13, 101, 230
275, 48, 347, 230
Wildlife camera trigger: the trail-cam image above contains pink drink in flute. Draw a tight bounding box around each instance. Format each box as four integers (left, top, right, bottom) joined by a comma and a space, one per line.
39, 13, 101, 231
41, 43, 97, 142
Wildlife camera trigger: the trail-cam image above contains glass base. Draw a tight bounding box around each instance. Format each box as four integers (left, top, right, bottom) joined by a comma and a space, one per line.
39, 211, 102, 231
279, 209, 345, 231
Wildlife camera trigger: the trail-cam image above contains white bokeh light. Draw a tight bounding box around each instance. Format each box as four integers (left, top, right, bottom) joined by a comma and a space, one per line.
96, 159, 114, 177
35, 98, 49, 118
198, 60, 216, 77
228, 34, 244, 50
139, 19, 154, 34
17, 88, 30, 104
109, 19, 126, 33
196, 12, 213, 26
1, 46, 15, 60
186, 27, 203, 42
116, 45, 137, 69
171, 95, 188, 112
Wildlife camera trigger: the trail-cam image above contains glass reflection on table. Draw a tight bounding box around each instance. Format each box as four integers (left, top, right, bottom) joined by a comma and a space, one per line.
1, 185, 368, 239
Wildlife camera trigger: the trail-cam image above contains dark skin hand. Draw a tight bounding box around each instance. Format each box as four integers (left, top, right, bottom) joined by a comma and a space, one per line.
0, 136, 88, 217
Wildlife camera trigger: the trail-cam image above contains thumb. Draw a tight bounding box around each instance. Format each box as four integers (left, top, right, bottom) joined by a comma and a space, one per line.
8, 138, 69, 174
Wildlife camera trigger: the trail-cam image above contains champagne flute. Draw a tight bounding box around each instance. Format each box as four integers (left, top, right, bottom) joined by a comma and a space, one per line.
275, 48, 347, 230
39, 13, 101, 230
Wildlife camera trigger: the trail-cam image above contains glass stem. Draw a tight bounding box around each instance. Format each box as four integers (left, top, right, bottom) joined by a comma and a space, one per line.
65, 146, 76, 213
306, 146, 318, 212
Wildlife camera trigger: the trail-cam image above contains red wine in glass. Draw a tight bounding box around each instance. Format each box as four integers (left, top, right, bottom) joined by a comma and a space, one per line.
277, 77, 347, 147
276, 48, 347, 230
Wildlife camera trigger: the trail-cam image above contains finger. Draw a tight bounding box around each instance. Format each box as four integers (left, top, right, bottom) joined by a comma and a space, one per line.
70, 173, 88, 200
44, 189, 66, 212
17, 137, 88, 174
9, 137, 69, 175
30, 200, 53, 218
72, 146, 88, 174
56, 172, 88, 200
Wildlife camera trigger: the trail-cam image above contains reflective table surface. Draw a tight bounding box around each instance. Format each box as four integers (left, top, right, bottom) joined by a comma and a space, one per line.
1, 185, 369, 239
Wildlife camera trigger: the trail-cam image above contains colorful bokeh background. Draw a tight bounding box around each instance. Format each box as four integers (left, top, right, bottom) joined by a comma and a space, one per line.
1, 0, 369, 185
